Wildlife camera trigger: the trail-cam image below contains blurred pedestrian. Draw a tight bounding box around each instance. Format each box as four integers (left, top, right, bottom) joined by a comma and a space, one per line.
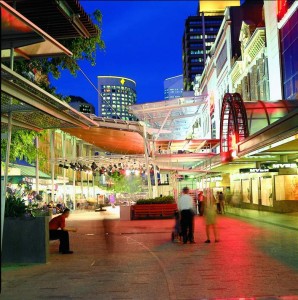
219, 191, 225, 214
204, 189, 219, 243
177, 187, 196, 244
215, 191, 221, 214
198, 191, 204, 216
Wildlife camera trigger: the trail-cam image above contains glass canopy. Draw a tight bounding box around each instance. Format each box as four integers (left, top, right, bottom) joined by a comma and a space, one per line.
130, 95, 208, 141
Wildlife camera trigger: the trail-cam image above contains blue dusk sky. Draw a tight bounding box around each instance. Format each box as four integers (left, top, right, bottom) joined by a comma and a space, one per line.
51, 1, 198, 114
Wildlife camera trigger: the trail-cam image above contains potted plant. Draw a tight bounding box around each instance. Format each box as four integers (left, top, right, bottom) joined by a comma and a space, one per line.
2, 195, 49, 264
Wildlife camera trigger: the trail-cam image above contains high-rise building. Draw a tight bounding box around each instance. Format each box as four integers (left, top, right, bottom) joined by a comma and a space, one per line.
98, 76, 137, 120
69, 96, 95, 114
164, 75, 183, 99
182, 1, 240, 91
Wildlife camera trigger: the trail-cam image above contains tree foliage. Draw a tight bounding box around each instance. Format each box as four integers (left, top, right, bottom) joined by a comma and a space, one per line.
1, 130, 47, 167
105, 172, 143, 194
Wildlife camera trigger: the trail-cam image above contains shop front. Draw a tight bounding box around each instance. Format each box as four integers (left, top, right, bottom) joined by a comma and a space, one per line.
217, 94, 298, 212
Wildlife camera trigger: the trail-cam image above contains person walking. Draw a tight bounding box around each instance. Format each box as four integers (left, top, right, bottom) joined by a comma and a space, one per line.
177, 187, 196, 244
204, 188, 219, 243
49, 208, 77, 254
215, 191, 221, 214
219, 191, 225, 214
198, 191, 204, 216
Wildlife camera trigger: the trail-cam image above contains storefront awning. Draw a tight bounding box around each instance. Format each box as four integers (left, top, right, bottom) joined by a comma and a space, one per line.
1, 163, 51, 180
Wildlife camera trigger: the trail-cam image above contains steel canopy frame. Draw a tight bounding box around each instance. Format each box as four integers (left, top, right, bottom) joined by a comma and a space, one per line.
130, 95, 208, 141
1, 64, 99, 130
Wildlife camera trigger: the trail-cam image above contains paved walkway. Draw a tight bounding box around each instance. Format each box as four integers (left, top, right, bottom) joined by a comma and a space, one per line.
1, 206, 298, 300
225, 206, 298, 230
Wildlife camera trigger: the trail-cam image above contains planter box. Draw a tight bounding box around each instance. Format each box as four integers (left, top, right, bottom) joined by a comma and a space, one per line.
2, 216, 49, 264
131, 204, 177, 220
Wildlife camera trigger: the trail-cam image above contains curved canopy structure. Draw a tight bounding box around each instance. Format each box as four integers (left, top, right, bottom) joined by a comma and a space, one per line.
220, 93, 298, 162
220, 93, 249, 162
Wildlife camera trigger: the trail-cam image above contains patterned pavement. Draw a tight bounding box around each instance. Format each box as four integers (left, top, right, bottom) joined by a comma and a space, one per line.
1, 207, 298, 300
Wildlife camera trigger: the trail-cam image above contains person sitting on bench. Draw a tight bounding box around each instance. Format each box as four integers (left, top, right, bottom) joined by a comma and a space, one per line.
49, 208, 77, 254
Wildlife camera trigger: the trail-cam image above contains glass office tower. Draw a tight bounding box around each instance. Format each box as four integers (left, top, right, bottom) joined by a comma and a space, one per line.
98, 76, 137, 121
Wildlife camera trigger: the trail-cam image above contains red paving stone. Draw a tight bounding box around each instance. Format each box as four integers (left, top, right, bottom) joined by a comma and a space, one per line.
1, 209, 298, 300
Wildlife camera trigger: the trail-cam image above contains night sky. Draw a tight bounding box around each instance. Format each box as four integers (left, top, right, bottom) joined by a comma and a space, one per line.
51, 1, 197, 114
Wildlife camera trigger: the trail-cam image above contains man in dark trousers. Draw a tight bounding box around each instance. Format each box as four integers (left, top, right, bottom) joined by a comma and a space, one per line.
177, 187, 196, 244
49, 208, 77, 254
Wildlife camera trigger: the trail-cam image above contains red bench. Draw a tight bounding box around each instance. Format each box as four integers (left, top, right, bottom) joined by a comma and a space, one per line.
131, 204, 177, 220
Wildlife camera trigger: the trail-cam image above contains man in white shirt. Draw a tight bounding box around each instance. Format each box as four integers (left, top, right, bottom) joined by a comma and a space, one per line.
177, 187, 196, 244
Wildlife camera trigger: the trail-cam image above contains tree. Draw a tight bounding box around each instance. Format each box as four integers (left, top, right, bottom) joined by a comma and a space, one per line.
105, 172, 143, 194
1, 130, 47, 167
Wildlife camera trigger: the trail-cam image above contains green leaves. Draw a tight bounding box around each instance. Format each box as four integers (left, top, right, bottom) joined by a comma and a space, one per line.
1, 130, 47, 167
5, 195, 27, 218
136, 196, 175, 204
104, 172, 143, 194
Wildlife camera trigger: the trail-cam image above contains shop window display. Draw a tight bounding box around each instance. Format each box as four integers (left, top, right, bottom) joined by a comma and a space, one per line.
260, 177, 273, 207
275, 175, 298, 201
241, 179, 251, 203
251, 178, 259, 205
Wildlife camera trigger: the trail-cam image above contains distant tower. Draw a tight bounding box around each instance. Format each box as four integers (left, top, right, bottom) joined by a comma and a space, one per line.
97, 76, 137, 120
183, 1, 240, 91
164, 75, 183, 100
69, 96, 95, 114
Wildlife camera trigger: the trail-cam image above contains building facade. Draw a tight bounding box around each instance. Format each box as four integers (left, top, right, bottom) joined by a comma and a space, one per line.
164, 75, 183, 100
263, 0, 297, 101
190, 0, 298, 212
182, 15, 223, 91
69, 96, 95, 114
98, 76, 137, 121
193, 2, 264, 141
182, 1, 241, 91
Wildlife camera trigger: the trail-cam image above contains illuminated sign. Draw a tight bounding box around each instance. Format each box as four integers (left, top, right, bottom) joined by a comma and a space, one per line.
120, 78, 126, 85
277, 0, 295, 21
261, 163, 297, 169
272, 163, 297, 169
240, 168, 270, 173
250, 168, 269, 173
199, 1, 240, 13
